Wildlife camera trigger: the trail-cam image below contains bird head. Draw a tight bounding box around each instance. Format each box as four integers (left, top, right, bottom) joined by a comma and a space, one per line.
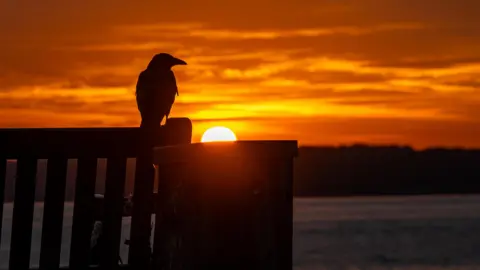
147, 53, 187, 70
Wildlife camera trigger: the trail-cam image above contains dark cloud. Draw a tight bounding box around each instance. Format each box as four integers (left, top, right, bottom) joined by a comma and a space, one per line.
275, 70, 391, 84
0, 96, 95, 113
443, 80, 480, 89
369, 57, 480, 69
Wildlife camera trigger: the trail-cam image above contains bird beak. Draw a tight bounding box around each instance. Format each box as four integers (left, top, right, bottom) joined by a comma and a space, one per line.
172, 57, 187, 66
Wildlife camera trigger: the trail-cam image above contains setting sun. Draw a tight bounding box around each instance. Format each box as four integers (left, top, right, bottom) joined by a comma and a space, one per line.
201, 126, 237, 143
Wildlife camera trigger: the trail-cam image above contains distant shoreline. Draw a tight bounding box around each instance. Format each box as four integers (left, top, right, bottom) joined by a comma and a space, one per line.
4, 192, 480, 204
4, 145, 480, 202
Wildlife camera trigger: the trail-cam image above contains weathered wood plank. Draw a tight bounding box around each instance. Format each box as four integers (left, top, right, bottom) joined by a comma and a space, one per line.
151, 162, 173, 270
9, 158, 38, 270
39, 158, 68, 270
127, 154, 155, 269
0, 159, 6, 246
0, 128, 165, 159
164, 117, 193, 145
129, 119, 192, 268
151, 141, 297, 269
99, 157, 127, 269
271, 159, 294, 270
69, 158, 97, 270
0, 118, 192, 159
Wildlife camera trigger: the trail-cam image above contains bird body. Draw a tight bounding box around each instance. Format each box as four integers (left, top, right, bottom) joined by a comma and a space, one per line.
136, 68, 177, 127
135, 53, 186, 128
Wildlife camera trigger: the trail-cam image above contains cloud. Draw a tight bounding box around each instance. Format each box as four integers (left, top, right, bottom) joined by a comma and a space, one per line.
191, 115, 480, 149
1, 0, 480, 148
71, 42, 181, 52
118, 22, 426, 40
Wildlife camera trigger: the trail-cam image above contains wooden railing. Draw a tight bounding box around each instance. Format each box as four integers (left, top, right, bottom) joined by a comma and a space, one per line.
151, 141, 297, 269
0, 118, 192, 270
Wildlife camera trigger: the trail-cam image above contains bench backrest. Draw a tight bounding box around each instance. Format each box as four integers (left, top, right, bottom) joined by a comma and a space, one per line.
0, 118, 192, 270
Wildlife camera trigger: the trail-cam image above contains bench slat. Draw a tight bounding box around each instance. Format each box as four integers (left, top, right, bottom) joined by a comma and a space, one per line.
39, 158, 68, 269
9, 158, 38, 270
99, 157, 127, 268
128, 154, 155, 268
0, 159, 6, 246
268, 159, 294, 270
69, 158, 97, 269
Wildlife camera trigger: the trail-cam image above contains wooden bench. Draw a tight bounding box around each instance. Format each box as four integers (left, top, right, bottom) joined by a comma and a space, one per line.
0, 118, 192, 270
1, 120, 298, 270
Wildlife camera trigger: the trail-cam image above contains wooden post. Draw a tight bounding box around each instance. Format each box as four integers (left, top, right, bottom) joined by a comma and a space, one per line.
153, 141, 298, 270
128, 118, 192, 269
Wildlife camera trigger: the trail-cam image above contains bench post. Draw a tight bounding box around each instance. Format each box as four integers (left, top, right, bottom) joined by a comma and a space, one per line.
152, 141, 298, 269
128, 118, 192, 269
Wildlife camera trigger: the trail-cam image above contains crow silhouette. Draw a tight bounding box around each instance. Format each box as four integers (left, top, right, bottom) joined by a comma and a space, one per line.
136, 53, 187, 128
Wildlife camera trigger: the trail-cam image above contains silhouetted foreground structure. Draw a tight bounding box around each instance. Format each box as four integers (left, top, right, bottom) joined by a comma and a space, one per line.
153, 141, 297, 269
0, 118, 192, 270
0, 121, 298, 270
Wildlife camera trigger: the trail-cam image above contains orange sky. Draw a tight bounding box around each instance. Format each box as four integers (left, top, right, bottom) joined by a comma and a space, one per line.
1, 1, 480, 148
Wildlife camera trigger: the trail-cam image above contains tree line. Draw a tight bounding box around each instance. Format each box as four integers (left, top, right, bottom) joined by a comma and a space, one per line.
3, 145, 480, 202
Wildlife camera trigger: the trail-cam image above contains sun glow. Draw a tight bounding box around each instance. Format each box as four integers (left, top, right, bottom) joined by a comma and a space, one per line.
201, 126, 237, 142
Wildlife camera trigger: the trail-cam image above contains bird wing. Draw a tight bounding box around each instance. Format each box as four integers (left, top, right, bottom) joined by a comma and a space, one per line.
161, 70, 179, 118
171, 71, 179, 96
136, 70, 165, 127
135, 70, 155, 116
136, 69, 179, 127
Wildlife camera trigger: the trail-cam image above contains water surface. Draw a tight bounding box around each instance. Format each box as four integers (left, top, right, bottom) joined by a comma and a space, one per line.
2, 195, 480, 269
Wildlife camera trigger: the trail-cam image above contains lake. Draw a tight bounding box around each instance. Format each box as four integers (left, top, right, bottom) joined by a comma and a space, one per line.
2, 195, 480, 270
